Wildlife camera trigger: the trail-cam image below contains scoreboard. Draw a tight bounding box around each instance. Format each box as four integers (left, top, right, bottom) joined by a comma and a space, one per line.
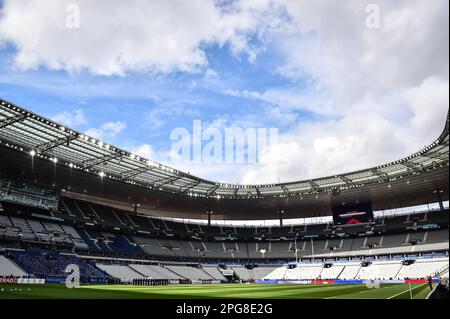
332, 202, 374, 225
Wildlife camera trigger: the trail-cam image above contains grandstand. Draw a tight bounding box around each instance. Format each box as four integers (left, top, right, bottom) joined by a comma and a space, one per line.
0, 98, 449, 299
263, 258, 449, 281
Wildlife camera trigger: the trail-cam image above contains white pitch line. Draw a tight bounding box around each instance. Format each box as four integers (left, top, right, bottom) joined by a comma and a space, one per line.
426, 284, 438, 299
325, 283, 396, 299
387, 283, 427, 299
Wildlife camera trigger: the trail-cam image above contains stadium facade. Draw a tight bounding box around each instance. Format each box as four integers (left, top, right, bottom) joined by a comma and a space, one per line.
0, 98, 448, 294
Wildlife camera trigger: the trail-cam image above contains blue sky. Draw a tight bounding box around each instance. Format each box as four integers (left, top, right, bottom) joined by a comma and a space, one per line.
0, 40, 311, 154
0, 0, 448, 184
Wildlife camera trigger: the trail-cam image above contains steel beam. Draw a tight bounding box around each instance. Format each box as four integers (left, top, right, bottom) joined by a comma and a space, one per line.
119, 166, 155, 181
0, 114, 26, 129
152, 175, 183, 189
82, 152, 123, 170
35, 134, 78, 154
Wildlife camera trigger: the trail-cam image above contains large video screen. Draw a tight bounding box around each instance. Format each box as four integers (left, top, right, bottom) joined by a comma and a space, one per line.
332, 202, 374, 225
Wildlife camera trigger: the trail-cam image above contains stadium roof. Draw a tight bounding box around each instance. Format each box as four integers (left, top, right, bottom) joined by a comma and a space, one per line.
1, 97, 448, 199
0, 98, 448, 220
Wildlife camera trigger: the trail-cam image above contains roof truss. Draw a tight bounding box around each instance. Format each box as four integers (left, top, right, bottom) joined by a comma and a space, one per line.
338, 175, 353, 185
371, 168, 389, 182
36, 134, 78, 154
176, 181, 201, 196
0, 98, 448, 199
81, 152, 123, 170
401, 161, 424, 172
119, 166, 155, 181
281, 185, 290, 197
0, 114, 26, 129
309, 181, 320, 193
152, 175, 183, 189
207, 184, 220, 197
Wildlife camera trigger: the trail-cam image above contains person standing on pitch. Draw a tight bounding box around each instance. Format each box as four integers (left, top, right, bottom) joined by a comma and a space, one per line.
427, 276, 433, 290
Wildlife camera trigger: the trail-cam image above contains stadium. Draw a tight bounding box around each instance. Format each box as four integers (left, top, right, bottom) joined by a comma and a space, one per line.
0, 1, 449, 310
0, 97, 448, 300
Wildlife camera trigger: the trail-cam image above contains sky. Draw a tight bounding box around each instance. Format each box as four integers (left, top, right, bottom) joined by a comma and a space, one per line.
0, 0, 448, 185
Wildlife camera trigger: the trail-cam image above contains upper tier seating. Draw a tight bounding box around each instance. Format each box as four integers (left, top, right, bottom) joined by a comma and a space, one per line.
56, 198, 449, 241
1, 213, 448, 260
1, 199, 448, 261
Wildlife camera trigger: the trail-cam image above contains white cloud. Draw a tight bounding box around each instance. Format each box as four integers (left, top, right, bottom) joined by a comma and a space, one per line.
239, 113, 412, 184
85, 121, 126, 139
52, 109, 86, 127
404, 77, 450, 144
276, 0, 449, 117
0, 0, 447, 185
132, 144, 156, 160
234, 0, 449, 184
0, 0, 284, 75
146, 99, 201, 129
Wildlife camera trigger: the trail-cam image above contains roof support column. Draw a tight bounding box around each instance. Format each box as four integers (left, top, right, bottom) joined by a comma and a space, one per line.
433, 189, 445, 212
277, 209, 285, 227
207, 210, 213, 226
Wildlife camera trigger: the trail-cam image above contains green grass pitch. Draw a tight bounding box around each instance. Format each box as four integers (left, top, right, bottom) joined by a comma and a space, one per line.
0, 283, 434, 299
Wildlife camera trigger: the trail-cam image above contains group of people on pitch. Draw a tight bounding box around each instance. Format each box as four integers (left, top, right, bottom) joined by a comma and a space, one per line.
132, 278, 171, 286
